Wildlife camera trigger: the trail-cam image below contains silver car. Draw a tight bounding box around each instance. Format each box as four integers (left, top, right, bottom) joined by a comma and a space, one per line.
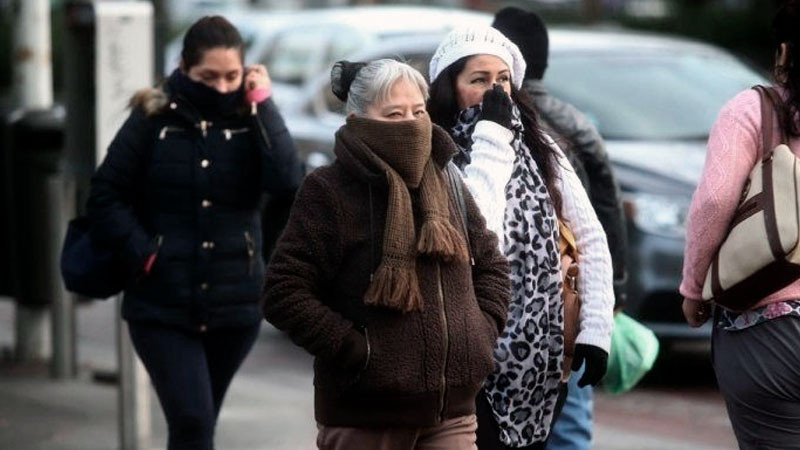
164, 5, 489, 102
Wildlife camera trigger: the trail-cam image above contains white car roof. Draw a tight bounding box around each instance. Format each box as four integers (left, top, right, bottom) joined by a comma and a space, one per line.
225, 6, 490, 36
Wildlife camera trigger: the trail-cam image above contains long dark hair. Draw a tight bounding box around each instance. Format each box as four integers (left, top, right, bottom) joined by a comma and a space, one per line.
180, 16, 244, 70
774, 0, 800, 137
427, 56, 563, 215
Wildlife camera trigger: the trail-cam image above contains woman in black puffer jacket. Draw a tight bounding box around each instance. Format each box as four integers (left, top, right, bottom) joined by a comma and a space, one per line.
86, 16, 302, 450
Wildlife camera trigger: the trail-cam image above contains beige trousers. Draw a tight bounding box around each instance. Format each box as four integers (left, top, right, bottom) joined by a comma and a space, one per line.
316, 414, 478, 450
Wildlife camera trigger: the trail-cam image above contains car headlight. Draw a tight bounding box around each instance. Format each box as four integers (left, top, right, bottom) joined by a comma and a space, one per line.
623, 192, 690, 238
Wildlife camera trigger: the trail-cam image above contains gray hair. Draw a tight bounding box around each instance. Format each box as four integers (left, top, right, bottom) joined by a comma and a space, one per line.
343, 59, 429, 116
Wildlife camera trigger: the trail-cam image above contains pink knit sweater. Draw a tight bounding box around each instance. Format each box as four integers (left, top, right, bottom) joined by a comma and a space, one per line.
681, 87, 800, 307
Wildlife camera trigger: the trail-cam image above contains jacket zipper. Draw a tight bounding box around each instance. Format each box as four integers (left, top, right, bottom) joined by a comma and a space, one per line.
222, 127, 249, 141
244, 231, 255, 276
158, 126, 183, 140
436, 263, 449, 422
196, 120, 212, 138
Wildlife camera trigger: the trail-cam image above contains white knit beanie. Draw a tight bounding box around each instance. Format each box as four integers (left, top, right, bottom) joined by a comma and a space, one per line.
429, 25, 527, 89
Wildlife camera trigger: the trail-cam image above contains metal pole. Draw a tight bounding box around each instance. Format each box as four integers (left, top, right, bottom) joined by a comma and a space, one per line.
152, 0, 167, 81
51, 174, 77, 379
117, 298, 151, 450
14, 306, 51, 361
12, 0, 53, 109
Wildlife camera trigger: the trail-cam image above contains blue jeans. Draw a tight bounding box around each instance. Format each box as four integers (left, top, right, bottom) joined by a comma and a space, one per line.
546, 365, 593, 450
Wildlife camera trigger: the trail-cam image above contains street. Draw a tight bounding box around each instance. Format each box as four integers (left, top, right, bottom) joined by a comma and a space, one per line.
0, 298, 737, 450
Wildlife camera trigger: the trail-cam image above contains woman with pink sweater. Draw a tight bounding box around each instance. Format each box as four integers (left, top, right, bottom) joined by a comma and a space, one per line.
680, 2, 800, 448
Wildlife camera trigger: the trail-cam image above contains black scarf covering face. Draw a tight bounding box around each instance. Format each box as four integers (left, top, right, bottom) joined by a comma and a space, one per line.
167, 69, 244, 119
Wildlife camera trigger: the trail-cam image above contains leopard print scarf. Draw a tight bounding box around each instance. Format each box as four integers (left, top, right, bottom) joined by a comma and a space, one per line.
452, 104, 565, 447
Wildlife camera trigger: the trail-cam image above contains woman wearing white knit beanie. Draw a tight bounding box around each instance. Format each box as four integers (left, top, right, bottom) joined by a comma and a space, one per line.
428, 25, 615, 450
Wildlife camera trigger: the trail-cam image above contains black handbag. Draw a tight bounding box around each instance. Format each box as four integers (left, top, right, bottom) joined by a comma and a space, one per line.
60, 216, 127, 299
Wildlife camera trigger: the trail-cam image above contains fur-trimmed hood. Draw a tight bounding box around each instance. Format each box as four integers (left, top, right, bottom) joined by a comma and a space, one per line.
129, 87, 168, 117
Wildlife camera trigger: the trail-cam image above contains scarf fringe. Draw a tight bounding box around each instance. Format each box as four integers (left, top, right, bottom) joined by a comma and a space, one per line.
417, 218, 469, 263
364, 263, 424, 312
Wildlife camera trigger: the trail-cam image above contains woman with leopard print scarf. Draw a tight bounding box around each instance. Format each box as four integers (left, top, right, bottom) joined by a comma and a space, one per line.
428, 26, 615, 450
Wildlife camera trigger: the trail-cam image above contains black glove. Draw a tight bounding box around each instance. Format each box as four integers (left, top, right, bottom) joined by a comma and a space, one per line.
479, 84, 514, 129
571, 343, 609, 388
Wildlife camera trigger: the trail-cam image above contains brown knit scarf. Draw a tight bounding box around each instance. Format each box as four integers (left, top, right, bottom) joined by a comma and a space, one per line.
336, 115, 469, 312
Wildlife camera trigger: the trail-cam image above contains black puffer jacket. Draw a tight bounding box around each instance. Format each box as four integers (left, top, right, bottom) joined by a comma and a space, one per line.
87, 81, 302, 332
524, 79, 629, 308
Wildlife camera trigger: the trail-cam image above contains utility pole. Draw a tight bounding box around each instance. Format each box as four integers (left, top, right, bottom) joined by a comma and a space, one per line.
12, 0, 53, 109
12, 0, 55, 364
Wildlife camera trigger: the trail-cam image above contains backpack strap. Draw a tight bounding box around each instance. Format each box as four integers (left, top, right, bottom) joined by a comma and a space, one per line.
753, 85, 783, 162
445, 162, 474, 266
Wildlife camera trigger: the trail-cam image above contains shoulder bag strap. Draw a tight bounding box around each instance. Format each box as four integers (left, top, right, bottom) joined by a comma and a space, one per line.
445, 162, 474, 265
753, 85, 784, 259
764, 86, 788, 145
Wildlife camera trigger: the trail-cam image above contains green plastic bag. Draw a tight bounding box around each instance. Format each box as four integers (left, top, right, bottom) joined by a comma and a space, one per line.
603, 313, 660, 395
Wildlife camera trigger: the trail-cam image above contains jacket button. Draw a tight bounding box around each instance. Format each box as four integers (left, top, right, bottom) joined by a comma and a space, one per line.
169, 102, 177, 110
199, 324, 207, 332
201, 199, 212, 208
201, 159, 210, 168
200, 282, 210, 291
202, 241, 215, 249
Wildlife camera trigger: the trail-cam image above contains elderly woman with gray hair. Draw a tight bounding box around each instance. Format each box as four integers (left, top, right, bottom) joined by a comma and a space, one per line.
262, 58, 511, 449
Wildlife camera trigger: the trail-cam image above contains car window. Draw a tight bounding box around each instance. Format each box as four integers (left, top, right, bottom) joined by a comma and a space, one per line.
403, 53, 432, 80
321, 53, 432, 115
329, 33, 364, 67
267, 27, 332, 85
545, 51, 766, 140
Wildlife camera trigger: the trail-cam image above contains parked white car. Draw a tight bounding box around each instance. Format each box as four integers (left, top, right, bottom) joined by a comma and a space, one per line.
163, 5, 489, 104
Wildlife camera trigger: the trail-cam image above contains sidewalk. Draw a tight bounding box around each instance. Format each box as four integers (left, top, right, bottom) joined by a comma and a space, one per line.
0, 299, 736, 450
0, 299, 317, 450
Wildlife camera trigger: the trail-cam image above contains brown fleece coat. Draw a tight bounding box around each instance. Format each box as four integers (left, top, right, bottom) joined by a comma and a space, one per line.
262, 124, 511, 428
